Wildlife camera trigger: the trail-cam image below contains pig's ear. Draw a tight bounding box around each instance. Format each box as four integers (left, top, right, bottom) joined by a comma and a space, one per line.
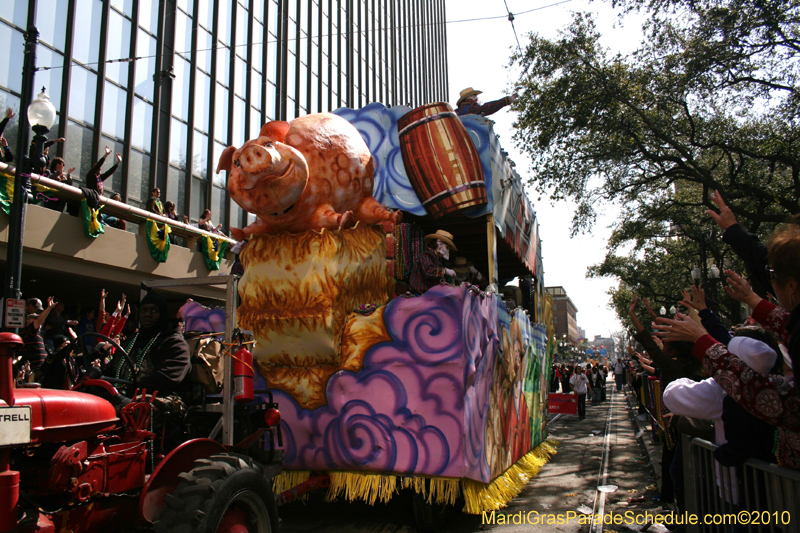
260, 121, 290, 143
216, 146, 237, 174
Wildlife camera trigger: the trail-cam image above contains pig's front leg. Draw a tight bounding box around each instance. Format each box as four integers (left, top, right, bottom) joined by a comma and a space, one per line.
354, 197, 403, 226
311, 205, 355, 230
230, 218, 271, 241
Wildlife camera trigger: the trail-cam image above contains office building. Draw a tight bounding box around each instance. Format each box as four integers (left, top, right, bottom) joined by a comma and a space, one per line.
0, 0, 448, 305
544, 286, 578, 345
0, 0, 448, 232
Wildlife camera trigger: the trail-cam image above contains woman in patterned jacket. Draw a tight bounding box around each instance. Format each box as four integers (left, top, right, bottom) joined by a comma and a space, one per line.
654, 224, 800, 468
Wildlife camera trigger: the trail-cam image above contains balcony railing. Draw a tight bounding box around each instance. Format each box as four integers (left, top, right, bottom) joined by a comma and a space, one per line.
0, 162, 237, 249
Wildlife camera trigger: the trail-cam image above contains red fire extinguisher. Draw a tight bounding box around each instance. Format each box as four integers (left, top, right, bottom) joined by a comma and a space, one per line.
233, 345, 254, 403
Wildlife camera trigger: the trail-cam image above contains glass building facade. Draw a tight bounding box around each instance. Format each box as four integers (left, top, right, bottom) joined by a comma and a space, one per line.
0, 0, 448, 231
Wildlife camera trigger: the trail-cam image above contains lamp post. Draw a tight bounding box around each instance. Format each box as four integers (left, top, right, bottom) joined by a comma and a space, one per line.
3, 23, 53, 332
691, 266, 702, 284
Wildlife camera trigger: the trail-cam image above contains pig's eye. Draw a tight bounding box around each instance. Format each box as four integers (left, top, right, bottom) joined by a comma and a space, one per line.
264, 141, 273, 148
233, 159, 240, 167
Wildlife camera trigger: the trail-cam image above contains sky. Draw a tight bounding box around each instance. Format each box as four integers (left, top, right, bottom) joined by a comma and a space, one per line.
444, 0, 646, 340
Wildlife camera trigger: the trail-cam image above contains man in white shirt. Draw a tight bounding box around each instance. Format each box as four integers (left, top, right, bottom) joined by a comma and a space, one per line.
662, 336, 778, 505
570, 366, 592, 419
614, 359, 625, 392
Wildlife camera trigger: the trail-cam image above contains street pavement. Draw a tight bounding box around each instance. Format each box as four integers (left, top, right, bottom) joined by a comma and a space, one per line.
278, 380, 673, 532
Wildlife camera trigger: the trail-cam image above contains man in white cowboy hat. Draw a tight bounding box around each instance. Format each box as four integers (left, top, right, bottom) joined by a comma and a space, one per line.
456, 87, 518, 117
409, 229, 458, 294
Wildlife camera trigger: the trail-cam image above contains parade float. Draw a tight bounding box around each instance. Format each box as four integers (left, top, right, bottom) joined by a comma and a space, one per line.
218, 101, 558, 520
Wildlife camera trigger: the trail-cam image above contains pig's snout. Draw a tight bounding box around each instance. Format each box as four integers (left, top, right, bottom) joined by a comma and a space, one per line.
240, 144, 275, 174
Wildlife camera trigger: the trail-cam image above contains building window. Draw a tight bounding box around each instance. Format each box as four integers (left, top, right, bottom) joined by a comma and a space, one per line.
72, 0, 103, 65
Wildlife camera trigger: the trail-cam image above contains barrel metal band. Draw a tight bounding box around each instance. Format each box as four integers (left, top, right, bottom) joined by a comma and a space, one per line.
398, 111, 458, 137
422, 180, 486, 208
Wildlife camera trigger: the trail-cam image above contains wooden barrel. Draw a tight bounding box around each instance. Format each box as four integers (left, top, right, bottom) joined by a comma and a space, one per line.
398, 102, 487, 218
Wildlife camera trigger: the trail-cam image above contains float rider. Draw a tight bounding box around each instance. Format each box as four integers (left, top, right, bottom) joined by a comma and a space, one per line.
409, 229, 457, 294
456, 87, 517, 117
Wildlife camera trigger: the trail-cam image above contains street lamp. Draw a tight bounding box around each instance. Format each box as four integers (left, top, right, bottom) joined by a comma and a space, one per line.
669, 305, 677, 315
3, 89, 54, 332
691, 266, 702, 283
709, 264, 721, 279
3, 25, 44, 332
659, 306, 667, 316
27, 88, 56, 169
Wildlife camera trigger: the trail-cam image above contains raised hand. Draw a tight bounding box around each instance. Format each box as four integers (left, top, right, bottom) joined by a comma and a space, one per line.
47, 296, 56, 308
680, 285, 707, 311
115, 153, 122, 163
104, 146, 112, 156
628, 296, 646, 332
642, 297, 658, 320
100, 288, 108, 298
706, 190, 737, 231
652, 312, 708, 343
5, 107, 15, 119
724, 269, 761, 308
67, 167, 75, 174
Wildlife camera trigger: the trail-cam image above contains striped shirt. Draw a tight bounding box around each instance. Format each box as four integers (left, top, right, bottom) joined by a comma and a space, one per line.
456, 96, 514, 117
409, 249, 445, 294
20, 322, 48, 372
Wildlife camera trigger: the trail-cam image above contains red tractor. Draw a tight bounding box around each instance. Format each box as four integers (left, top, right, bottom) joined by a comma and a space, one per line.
0, 276, 283, 533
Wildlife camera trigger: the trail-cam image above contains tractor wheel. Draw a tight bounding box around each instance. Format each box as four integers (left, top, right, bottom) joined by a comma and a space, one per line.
155, 453, 278, 533
412, 489, 453, 533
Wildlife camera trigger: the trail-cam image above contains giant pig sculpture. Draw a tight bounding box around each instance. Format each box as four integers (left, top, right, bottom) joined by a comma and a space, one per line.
217, 113, 402, 238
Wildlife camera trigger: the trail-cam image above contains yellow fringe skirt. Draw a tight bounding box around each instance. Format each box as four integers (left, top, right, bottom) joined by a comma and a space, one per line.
271, 438, 559, 514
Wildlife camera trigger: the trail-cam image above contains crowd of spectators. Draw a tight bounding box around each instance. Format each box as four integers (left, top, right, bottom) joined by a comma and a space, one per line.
14, 289, 135, 386
549, 362, 608, 419
0, 106, 229, 239
611, 190, 799, 519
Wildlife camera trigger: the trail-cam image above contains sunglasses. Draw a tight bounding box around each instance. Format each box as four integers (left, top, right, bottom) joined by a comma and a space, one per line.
765, 264, 779, 282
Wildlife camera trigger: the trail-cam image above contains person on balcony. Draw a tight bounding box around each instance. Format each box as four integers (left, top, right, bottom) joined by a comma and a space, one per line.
197, 208, 224, 235
146, 187, 164, 215
100, 192, 127, 230
165, 201, 188, 224
0, 135, 12, 163
409, 229, 457, 294
42, 157, 74, 212
85, 146, 121, 196
456, 87, 517, 117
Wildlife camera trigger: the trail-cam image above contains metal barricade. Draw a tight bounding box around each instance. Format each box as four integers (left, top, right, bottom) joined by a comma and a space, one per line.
683, 433, 800, 533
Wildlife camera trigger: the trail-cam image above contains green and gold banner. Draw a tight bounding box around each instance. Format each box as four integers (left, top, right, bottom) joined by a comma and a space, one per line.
146, 219, 171, 262
80, 199, 105, 238
200, 234, 228, 270
0, 174, 13, 216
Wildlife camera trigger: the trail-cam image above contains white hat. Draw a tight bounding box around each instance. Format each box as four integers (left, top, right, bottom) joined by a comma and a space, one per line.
728, 337, 777, 374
